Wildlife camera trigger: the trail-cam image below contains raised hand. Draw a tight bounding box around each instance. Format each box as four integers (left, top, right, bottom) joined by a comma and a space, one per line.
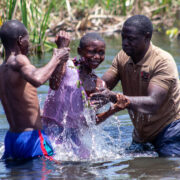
50, 48, 69, 90
55, 31, 70, 49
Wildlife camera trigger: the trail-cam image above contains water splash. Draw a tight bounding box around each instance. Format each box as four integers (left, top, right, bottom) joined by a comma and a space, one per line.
47, 103, 125, 162
43, 102, 157, 161
41, 60, 158, 162
0, 143, 4, 157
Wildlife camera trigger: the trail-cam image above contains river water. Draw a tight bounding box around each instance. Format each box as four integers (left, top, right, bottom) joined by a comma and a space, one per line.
0, 33, 180, 179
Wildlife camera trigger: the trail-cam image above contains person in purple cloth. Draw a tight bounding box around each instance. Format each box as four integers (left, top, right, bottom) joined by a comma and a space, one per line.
42, 32, 117, 159
0, 20, 69, 160
74, 33, 129, 124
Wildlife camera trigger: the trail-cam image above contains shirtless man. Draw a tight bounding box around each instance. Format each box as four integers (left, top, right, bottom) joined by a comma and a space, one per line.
0, 20, 69, 159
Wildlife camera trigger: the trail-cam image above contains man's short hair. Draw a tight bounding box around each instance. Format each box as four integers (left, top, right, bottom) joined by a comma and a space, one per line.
123, 15, 153, 39
0, 20, 27, 49
79, 32, 105, 49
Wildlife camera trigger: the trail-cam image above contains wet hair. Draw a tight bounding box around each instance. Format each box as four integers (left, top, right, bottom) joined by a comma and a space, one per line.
123, 15, 153, 39
0, 20, 27, 49
79, 32, 105, 49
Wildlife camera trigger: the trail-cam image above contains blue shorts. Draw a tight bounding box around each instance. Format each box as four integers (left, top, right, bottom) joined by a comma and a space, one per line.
2, 130, 54, 160
153, 119, 180, 157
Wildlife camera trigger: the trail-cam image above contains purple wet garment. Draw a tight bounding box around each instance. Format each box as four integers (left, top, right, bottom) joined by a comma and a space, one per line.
42, 60, 86, 129
42, 60, 90, 159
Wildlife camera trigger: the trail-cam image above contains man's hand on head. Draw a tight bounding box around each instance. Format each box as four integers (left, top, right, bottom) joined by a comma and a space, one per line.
55, 31, 70, 49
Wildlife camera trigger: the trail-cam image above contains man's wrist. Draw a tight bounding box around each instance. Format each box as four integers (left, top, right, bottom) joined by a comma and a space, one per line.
124, 95, 131, 108
57, 43, 68, 49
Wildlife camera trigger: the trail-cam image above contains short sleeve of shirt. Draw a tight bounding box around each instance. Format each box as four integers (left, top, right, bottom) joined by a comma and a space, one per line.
107, 51, 126, 80
150, 56, 178, 90
110, 54, 120, 75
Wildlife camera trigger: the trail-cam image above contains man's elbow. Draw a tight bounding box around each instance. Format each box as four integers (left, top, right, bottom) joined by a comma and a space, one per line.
32, 78, 45, 88
24, 71, 46, 87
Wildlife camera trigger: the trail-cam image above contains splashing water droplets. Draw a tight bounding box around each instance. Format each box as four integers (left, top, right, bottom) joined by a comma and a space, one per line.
48, 104, 124, 162
42, 60, 123, 161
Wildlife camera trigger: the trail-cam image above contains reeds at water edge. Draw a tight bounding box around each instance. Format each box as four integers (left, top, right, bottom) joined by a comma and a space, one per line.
0, 0, 178, 55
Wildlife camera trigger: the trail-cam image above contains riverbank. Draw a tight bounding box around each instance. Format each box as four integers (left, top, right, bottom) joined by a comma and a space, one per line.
47, 2, 180, 39
1, 0, 180, 54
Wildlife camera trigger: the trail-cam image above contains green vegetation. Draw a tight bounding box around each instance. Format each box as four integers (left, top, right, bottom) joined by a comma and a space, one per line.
0, 0, 180, 54
0, 0, 56, 54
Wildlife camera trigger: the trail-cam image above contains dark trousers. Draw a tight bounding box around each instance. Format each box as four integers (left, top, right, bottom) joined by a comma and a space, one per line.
152, 119, 180, 157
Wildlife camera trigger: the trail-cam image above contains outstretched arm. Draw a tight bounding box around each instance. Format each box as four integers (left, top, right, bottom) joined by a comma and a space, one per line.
14, 47, 69, 87
91, 77, 128, 125
49, 31, 71, 90
126, 83, 168, 114
102, 68, 119, 90
91, 83, 168, 125
91, 83, 168, 115
96, 93, 130, 124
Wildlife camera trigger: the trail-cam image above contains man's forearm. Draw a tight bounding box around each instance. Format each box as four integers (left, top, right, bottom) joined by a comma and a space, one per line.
126, 96, 158, 114
102, 70, 119, 90
49, 62, 66, 90
29, 56, 60, 87
49, 31, 70, 90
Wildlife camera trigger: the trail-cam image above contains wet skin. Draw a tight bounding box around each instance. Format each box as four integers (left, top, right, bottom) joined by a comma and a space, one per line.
0, 31, 69, 132
90, 24, 168, 115
121, 25, 149, 64
48, 37, 107, 124
78, 40, 105, 70
49, 31, 71, 90
78, 40, 106, 96
18, 34, 29, 55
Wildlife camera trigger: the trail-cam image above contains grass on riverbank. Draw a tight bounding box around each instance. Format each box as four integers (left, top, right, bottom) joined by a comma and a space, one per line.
0, 0, 180, 54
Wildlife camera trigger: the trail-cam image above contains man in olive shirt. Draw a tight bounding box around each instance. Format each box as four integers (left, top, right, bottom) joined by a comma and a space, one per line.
90, 15, 180, 156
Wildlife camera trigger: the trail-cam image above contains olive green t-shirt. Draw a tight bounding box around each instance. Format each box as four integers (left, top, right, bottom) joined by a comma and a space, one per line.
109, 43, 180, 142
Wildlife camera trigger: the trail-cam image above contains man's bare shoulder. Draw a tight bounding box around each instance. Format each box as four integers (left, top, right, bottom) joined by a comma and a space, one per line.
15, 54, 31, 67
5, 54, 30, 71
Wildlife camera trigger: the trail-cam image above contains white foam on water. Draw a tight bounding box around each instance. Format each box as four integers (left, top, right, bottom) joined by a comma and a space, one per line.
0, 143, 4, 157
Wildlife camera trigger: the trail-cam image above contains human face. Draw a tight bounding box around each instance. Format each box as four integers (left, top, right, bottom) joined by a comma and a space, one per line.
78, 40, 105, 69
19, 33, 29, 55
121, 25, 147, 59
